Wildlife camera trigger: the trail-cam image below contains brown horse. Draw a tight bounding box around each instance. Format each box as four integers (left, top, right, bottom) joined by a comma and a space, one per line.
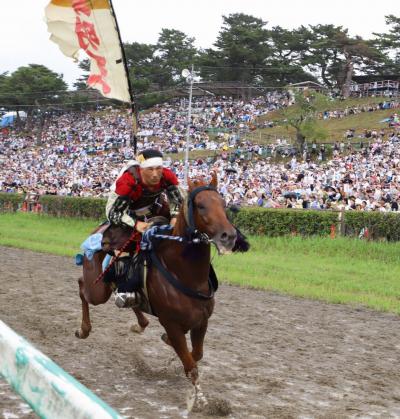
76, 173, 237, 391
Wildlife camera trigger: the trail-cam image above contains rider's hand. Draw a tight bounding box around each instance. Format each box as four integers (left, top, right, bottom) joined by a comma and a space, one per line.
170, 217, 177, 227
136, 221, 151, 233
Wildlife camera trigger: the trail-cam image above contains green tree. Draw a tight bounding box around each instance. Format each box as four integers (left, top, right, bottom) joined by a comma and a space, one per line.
0, 64, 67, 113
124, 41, 156, 94
155, 28, 198, 86
73, 59, 90, 90
124, 41, 167, 108
0, 72, 8, 90
282, 91, 329, 149
304, 25, 384, 96
372, 15, 400, 74
264, 26, 315, 85
337, 34, 383, 97
124, 41, 180, 108
207, 13, 271, 84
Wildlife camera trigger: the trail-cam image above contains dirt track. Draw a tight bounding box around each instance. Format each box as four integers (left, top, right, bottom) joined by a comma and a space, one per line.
1, 246, 400, 418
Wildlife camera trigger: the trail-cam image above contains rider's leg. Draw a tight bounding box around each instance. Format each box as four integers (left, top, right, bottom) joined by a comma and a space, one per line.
114, 253, 143, 308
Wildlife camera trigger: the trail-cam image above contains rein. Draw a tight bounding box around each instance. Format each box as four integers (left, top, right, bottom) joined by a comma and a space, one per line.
150, 251, 215, 300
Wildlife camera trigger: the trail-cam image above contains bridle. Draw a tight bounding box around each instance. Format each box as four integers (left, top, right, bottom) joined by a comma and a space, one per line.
185, 184, 220, 244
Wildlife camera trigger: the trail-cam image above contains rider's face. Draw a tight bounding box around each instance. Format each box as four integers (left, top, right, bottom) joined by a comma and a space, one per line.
141, 166, 163, 186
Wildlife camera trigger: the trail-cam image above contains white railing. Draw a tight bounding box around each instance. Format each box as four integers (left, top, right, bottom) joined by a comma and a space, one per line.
0, 320, 123, 419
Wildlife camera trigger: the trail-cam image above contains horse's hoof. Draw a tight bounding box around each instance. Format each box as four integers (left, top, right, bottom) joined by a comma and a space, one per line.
130, 324, 145, 334
161, 333, 171, 346
187, 383, 208, 413
75, 329, 89, 339
188, 367, 199, 385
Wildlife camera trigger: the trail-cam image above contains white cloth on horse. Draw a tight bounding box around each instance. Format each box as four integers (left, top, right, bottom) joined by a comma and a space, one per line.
80, 233, 103, 260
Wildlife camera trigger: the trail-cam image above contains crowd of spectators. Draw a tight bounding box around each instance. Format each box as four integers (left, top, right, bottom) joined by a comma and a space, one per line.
190, 134, 400, 212
317, 99, 400, 120
136, 92, 290, 153
2, 93, 400, 212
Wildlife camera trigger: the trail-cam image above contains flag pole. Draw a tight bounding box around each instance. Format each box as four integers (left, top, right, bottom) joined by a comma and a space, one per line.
108, 0, 138, 154
183, 64, 194, 190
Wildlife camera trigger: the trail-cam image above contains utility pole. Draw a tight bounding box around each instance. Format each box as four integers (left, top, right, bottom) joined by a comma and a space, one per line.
182, 65, 194, 189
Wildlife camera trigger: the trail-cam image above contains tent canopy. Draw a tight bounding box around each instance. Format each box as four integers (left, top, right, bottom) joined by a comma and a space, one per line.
2, 111, 27, 118
1, 111, 27, 127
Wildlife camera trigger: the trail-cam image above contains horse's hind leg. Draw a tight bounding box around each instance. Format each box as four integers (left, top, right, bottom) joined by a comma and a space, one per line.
75, 276, 92, 339
130, 307, 149, 334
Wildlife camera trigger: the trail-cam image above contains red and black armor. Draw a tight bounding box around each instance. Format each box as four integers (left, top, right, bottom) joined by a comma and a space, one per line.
109, 167, 182, 225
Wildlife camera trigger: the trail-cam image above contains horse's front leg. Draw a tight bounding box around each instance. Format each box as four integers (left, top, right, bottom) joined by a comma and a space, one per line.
130, 306, 149, 333
163, 324, 198, 384
188, 322, 210, 412
190, 320, 208, 362
75, 276, 92, 339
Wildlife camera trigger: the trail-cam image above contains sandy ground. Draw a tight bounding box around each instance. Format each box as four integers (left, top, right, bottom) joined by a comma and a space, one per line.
1, 246, 400, 419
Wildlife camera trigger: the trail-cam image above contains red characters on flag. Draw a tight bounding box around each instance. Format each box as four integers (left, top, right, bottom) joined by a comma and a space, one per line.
75, 18, 100, 51
73, 1, 111, 95
87, 74, 111, 94
72, 0, 91, 17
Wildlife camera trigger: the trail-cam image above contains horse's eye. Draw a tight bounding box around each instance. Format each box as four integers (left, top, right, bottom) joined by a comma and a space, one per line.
196, 203, 205, 211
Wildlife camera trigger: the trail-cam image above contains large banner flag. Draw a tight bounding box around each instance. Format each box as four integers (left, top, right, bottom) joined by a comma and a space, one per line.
45, 0, 131, 103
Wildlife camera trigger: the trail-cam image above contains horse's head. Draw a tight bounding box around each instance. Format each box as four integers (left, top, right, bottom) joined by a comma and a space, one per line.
186, 173, 237, 254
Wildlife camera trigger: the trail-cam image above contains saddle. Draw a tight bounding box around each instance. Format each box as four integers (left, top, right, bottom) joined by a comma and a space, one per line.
100, 218, 170, 315
99, 217, 219, 314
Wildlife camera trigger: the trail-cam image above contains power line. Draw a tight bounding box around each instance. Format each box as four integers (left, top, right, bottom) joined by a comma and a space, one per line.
0, 98, 119, 108
0, 63, 398, 99
0, 85, 289, 106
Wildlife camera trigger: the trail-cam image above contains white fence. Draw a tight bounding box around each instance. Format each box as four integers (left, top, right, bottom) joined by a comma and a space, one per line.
0, 320, 123, 419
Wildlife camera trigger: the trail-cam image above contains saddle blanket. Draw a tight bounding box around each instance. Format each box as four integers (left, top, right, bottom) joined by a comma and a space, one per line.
75, 233, 110, 271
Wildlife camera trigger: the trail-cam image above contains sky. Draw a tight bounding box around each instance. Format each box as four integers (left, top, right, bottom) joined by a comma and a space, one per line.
1, 0, 399, 87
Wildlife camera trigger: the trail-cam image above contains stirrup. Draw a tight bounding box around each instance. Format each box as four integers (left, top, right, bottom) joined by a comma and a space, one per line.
114, 292, 139, 308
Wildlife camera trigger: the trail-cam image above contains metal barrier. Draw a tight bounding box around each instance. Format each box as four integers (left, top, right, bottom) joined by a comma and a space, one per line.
0, 320, 122, 419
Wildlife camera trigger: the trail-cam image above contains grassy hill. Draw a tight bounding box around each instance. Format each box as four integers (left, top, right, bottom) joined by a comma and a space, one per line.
137, 95, 398, 159
253, 96, 397, 144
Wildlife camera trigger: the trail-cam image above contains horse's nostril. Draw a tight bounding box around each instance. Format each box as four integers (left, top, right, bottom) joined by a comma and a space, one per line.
220, 231, 236, 243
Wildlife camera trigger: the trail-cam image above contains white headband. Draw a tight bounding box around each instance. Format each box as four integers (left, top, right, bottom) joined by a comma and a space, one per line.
140, 157, 163, 168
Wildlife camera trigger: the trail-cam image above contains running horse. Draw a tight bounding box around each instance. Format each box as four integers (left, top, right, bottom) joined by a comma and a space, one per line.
76, 173, 237, 390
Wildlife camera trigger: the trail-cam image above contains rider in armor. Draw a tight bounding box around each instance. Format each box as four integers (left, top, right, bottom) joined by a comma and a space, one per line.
105, 148, 184, 307
106, 148, 182, 231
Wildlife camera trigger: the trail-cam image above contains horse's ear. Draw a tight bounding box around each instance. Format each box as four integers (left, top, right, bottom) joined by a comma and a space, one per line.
209, 171, 218, 188
188, 179, 194, 191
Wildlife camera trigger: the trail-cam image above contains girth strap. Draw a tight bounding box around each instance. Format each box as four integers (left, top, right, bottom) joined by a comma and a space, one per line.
149, 251, 215, 300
